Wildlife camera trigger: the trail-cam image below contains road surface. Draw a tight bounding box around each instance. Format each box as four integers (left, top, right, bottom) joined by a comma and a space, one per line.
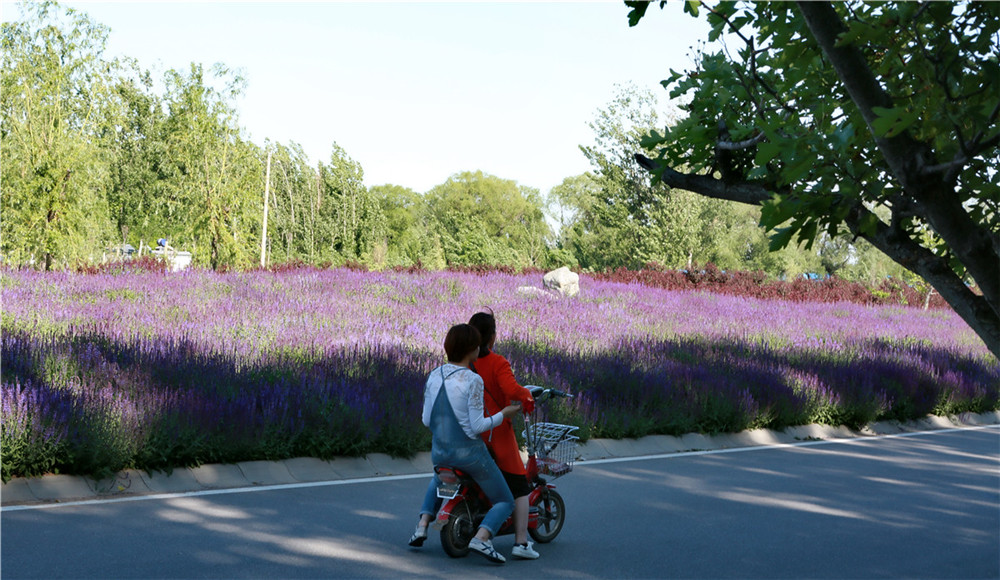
2, 426, 997, 579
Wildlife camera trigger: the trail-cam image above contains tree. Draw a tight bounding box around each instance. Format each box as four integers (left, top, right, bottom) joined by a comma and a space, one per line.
426, 171, 550, 268
628, 1, 1000, 359
547, 173, 600, 268
575, 83, 816, 274
1, 1, 116, 268
576, 84, 676, 270
369, 183, 446, 268
260, 141, 326, 265
104, 63, 170, 248
316, 143, 385, 265
159, 63, 261, 269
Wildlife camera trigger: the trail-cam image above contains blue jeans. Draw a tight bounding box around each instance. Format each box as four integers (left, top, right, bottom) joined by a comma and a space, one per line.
419, 445, 515, 537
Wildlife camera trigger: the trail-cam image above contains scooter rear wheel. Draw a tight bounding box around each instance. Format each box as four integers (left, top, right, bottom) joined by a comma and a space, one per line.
440, 500, 475, 558
529, 488, 566, 543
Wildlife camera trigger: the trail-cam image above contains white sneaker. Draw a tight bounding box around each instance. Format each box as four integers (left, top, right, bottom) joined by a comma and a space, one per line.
408, 525, 427, 547
468, 538, 506, 563
512, 542, 539, 560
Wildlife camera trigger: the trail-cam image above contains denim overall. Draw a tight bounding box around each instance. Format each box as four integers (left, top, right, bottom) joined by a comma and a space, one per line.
419, 366, 514, 536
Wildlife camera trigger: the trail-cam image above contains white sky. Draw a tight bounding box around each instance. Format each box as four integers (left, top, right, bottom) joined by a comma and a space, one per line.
6, 1, 711, 194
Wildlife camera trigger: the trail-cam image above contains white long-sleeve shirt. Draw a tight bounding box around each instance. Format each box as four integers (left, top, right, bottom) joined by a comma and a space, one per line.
422, 364, 504, 440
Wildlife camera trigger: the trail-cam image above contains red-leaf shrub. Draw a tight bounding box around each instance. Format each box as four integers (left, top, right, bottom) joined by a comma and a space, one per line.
74, 255, 169, 275
590, 262, 949, 310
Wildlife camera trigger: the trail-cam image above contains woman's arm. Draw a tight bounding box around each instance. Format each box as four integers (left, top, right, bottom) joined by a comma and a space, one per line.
467, 378, 505, 435
421, 373, 436, 428
495, 356, 535, 413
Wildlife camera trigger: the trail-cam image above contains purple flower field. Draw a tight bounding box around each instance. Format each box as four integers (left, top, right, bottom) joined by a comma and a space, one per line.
2, 267, 997, 480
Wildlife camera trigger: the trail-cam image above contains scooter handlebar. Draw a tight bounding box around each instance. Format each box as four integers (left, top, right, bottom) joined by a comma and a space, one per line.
524, 385, 574, 400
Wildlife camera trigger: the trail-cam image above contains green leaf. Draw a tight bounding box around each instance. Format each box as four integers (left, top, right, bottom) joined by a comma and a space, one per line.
832, 123, 855, 148
760, 196, 799, 229
708, 23, 724, 42
625, 1, 650, 27
831, 201, 850, 223
640, 131, 668, 148
768, 226, 796, 251
858, 212, 880, 237
871, 106, 919, 138
799, 220, 818, 249
684, 0, 700, 17
731, 14, 753, 30
835, 19, 882, 48
781, 156, 813, 185
755, 141, 782, 166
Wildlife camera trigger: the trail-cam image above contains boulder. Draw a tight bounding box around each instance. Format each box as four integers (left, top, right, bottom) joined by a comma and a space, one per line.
543, 267, 580, 298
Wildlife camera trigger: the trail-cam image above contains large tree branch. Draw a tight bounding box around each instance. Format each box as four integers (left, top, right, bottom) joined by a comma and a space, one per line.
634, 153, 774, 205
716, 131, 766, 151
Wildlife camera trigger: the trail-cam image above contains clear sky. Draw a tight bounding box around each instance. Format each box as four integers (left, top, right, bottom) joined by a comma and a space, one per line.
7, 1, 711, 194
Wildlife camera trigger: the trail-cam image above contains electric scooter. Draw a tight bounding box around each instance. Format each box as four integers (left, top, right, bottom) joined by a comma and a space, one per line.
432, 386, 579, 558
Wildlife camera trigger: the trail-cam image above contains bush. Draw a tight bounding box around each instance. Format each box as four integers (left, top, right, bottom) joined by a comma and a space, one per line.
590, 262, 949, 309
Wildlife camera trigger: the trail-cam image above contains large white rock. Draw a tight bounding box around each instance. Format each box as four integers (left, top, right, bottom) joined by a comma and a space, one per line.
543, 267, 580, 298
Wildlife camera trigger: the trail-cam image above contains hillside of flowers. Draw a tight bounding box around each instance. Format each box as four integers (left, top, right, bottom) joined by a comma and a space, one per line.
2, 265, 997, 481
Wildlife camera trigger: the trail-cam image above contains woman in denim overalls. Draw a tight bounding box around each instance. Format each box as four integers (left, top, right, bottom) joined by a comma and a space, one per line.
408, 324, 522, 563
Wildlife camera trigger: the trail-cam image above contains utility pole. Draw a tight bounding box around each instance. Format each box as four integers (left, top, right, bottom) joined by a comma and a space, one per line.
260, 150, 272, 268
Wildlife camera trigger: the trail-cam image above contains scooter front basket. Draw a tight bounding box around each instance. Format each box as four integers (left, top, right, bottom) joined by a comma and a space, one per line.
525, 422, 579, 477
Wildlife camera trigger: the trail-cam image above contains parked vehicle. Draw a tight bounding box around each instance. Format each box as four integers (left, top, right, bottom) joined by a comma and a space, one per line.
432, 386, 579, 558
148, 239, 192, 272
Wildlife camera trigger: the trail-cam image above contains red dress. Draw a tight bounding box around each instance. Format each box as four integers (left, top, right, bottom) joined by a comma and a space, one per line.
475, 351, 535, 476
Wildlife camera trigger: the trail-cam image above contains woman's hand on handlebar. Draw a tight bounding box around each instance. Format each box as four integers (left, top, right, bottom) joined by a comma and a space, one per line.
500, 401, 522, 418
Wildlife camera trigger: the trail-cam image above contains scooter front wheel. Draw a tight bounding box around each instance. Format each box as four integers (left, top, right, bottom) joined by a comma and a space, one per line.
440, 500, 475, 558
529, 488, 566, 543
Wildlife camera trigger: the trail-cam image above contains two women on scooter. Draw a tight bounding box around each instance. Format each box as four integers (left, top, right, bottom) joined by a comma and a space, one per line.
469, 311, 539, 560
408, 323, 522, 564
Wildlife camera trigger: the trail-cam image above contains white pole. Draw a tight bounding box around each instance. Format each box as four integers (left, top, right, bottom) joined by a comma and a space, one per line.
260, 150, 272, 268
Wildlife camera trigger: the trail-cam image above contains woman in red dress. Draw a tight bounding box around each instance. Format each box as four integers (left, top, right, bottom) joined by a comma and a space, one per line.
469, 310, 539, 560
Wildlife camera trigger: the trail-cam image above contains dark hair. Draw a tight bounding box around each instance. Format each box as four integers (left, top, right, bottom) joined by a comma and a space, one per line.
468, 310, 496, 358
444, 324, 481, 363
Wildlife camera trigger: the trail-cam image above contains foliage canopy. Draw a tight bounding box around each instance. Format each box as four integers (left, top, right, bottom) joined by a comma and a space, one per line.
627, 0, 1000, 358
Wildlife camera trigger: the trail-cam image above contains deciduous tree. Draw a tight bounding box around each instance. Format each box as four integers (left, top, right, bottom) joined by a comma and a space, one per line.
316, 143, 385, 265
628, 1, 1000, 358
426, 171, 550, 268
159, 63, 261, 269
370, 183, 447, 268
1, 1, 116, 268
104, 63, 170, 248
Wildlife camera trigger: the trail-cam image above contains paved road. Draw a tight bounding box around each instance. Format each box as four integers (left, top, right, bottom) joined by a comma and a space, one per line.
2, 427, 997, 579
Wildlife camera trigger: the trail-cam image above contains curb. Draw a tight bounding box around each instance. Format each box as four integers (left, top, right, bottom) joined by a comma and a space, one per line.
3, 411, 998, 507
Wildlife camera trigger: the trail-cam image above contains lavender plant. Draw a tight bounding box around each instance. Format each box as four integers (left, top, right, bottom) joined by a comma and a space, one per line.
1, 267, 996, 480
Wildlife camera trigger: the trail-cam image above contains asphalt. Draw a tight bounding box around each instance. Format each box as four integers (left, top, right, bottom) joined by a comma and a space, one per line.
3, 412, 998, 508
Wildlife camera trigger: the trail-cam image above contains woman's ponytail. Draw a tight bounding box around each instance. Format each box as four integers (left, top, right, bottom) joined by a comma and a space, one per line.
468, 309, 496, 358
